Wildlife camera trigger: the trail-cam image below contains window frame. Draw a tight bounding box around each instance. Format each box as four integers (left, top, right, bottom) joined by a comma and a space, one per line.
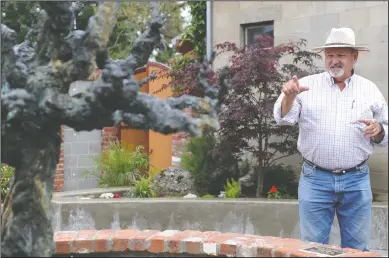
241, 21, 275, 47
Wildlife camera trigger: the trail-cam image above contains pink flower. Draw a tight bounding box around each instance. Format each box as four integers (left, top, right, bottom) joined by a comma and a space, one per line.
113, 194, 120, 199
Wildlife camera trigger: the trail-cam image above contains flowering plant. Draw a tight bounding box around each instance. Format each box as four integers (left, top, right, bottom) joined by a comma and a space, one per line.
100, 192, 121, 199
267, 185, 281, 199
99, 193, 114, 199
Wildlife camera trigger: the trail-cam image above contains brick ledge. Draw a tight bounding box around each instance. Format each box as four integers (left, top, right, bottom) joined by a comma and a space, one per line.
54, 229, 381, 257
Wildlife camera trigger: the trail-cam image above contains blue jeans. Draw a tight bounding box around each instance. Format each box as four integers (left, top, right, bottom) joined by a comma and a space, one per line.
298, 162, 372, 251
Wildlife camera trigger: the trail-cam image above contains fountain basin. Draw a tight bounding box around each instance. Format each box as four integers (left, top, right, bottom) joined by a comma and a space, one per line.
53, 229, 382, 257
52, 188, 388, 255
52, 190, 388, 253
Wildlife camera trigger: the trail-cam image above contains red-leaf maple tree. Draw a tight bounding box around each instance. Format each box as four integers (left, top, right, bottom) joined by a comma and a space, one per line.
165, 35, 322, 197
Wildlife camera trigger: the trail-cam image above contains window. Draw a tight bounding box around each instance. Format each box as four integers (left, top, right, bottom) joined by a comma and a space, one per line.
242, 21, 274, 46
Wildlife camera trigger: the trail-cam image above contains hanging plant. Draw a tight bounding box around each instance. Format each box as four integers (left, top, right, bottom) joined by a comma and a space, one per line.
180, 1, 206, 57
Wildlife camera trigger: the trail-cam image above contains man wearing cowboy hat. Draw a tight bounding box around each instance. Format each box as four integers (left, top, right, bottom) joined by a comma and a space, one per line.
273, 27, 388, 251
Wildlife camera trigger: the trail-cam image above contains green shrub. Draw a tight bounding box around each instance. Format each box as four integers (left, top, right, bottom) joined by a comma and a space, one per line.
84, 141, 149, 188
124, 170, 157, 198
180, 130, 239, 196
147, 166, 161, 182
180, 131, 219, 195
132, 177, 154, 198
201, 194, 215, 198
1, 163, 15, 200
224, 179, 240, 198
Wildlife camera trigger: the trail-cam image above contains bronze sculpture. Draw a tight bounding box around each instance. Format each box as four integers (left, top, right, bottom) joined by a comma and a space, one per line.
1, 2, 226, 256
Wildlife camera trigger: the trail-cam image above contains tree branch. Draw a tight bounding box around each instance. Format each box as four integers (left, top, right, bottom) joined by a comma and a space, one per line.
1, 88, 37, 166
217, 66, 230, 106
1, 24, 35, 92
1, 24, 17, 91
54, 75, 219, 136
70, 1, 85, 16
267, 154, 293, 168
53, 2, 223, 137
125, 92, 218, 136
119, 104, 202, 135
69, 1, 121, 81
266, 134, 290, 162
30, 1, 119, 93
1, 24, 17, 53
126, 1, 165, 70
37, 2, 73, 63
138, 72, 157, 86
166, 95, 213, 113
197, 53, 219, 99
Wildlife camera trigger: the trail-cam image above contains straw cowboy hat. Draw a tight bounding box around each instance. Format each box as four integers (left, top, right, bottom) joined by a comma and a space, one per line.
312, 27, 369, 53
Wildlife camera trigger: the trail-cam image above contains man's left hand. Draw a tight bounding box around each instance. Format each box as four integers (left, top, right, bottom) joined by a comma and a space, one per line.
360, 119, 382, 137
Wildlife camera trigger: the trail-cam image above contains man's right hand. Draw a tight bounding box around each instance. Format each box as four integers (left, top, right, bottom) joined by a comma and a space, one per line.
280, 75, 309, 118
282, 75, 309, 100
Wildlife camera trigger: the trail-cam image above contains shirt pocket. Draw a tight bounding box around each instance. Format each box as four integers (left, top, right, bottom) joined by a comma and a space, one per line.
300, 98, 328, 123
349, 100, 374, 124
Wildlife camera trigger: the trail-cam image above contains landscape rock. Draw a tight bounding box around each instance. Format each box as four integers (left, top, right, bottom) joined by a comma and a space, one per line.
218, 191, 226, 198
152, 167, 197, 197
183, 193, 197, 198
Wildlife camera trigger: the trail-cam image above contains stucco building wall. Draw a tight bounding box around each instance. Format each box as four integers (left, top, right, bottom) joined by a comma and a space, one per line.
212, 1, 388, 197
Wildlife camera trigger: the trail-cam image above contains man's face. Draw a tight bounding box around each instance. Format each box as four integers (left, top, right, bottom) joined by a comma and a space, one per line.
324, 48, 358, 79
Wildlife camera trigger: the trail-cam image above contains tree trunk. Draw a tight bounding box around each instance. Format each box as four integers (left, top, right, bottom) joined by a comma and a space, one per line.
255, 162, 265, 198
1, 127, 61, 257
256, 126, 264, 197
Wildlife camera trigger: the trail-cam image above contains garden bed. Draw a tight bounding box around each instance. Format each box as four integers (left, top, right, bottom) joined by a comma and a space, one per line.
53, 187, 130, 199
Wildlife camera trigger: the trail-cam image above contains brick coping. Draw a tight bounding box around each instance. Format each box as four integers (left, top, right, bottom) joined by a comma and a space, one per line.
55, 229, 381, 257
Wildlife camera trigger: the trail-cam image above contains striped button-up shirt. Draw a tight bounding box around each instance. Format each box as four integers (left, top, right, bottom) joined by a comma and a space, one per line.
273, 71, 388, 170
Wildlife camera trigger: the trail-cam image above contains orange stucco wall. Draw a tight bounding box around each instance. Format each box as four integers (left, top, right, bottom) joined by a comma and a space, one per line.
120, 63, 173, 171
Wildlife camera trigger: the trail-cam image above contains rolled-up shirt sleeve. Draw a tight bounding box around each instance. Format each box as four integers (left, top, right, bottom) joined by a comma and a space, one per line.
371, 89, 388, 147
273, 93, 301, 126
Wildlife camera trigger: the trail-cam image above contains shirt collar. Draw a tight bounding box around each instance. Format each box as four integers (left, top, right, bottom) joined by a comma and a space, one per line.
325, 69, 355, 86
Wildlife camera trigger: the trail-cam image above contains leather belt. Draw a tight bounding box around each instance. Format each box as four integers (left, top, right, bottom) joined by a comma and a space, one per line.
303, 158, 367, 175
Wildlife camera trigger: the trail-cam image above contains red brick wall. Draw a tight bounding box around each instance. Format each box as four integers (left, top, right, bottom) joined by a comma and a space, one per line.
171, 108, 193, 167
54, 229, 380, 257
54, 126, 65, 192
172, 132, 190, 166
102, 127, 119, 151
